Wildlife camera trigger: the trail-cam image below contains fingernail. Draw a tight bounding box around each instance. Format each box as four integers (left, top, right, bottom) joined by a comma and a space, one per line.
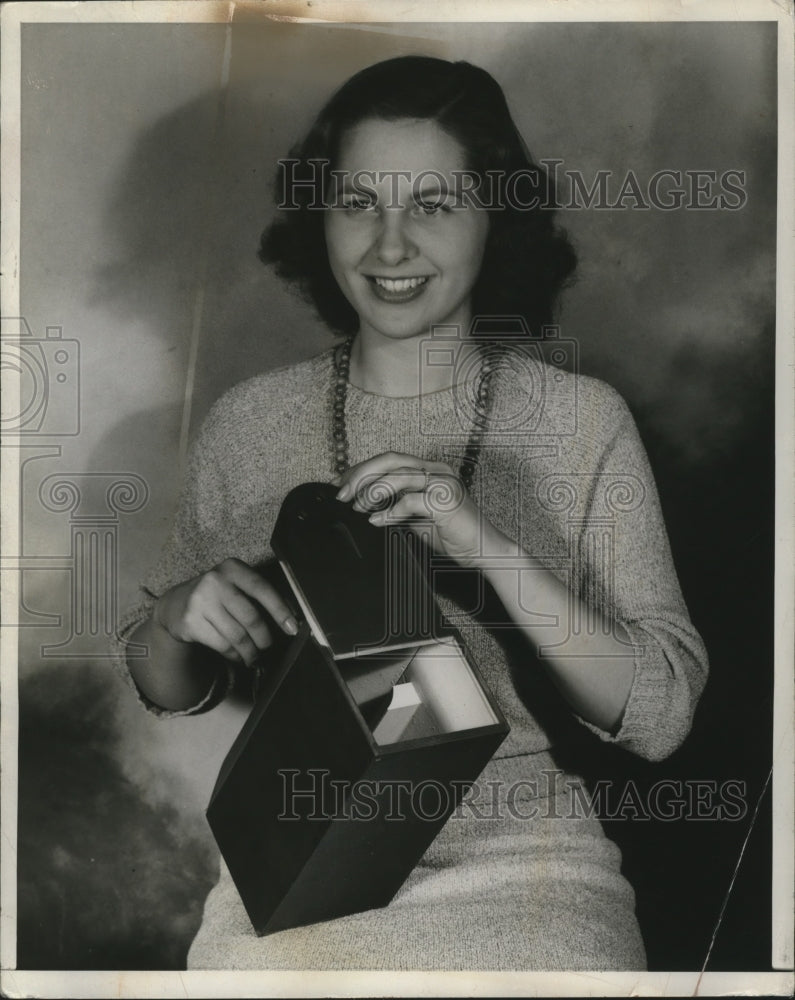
369, 511, 385, 526
283, 616, 298, 635
336, 483, 352, 501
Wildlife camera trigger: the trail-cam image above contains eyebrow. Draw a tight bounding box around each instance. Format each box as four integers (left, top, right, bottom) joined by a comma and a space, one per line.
414, 180, 448, 196
335, 172, 464, 204
413, 180, 466, 205
336, 173, 454, 189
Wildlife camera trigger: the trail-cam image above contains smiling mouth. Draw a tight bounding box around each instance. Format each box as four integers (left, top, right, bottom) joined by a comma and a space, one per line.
366, 275, 431, 302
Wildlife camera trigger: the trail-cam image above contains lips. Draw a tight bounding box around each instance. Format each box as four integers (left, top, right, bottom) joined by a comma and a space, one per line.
366, 274, 432, 303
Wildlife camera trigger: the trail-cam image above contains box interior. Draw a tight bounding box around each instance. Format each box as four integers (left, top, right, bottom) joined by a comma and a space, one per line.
366, 638, 499, 745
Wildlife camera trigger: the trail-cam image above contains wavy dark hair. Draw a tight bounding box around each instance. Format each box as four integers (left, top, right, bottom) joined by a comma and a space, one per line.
259, 56, 577, 338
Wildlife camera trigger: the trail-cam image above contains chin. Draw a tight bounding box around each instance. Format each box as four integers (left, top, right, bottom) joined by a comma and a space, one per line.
359, 311, 431, 341
376, 327, 440, 343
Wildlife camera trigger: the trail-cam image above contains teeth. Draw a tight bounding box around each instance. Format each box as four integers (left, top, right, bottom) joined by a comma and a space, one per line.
373, 276, 428, 292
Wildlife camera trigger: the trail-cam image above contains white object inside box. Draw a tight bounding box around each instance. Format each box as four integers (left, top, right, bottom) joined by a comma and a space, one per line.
279, 557, 497, 743
372, 639, 499, 745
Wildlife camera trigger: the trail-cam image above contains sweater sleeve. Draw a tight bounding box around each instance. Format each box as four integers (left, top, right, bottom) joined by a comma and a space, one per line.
571, 393, 709, 761
110, 410, 237, 718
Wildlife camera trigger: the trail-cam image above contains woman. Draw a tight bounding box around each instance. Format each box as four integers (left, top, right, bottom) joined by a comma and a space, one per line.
115, 56, 708, 970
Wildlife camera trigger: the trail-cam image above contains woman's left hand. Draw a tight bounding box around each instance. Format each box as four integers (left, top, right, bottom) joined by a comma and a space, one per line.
335, 451, 494, 567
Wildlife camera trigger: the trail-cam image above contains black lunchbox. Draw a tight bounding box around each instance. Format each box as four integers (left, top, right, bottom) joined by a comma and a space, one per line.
206, 482, 509, 935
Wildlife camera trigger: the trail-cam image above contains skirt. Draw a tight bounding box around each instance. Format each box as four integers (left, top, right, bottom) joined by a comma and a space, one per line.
187, 751, 647, 971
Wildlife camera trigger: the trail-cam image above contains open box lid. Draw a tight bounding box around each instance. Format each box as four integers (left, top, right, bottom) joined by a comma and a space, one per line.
271, 482, 447, 661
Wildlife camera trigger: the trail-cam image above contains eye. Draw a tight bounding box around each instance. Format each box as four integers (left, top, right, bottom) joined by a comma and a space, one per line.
413, 197, 454, 217
342, 194, 376, 212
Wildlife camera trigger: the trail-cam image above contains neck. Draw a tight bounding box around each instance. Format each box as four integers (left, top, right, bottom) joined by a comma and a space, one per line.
348, 328, 479, 397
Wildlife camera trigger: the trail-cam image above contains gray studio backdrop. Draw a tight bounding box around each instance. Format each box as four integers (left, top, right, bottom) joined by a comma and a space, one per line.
15, 20, 775, 968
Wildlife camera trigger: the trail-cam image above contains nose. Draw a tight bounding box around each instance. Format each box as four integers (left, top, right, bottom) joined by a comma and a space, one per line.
374, 209, 416, 266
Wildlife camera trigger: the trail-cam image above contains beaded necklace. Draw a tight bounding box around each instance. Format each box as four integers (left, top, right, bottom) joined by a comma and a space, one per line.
332, 336, 497, 491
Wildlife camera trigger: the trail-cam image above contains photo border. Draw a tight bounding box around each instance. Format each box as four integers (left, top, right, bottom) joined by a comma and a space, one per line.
1, 1, 792, 996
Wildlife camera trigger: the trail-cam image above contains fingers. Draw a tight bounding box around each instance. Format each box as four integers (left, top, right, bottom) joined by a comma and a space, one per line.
217, 558, 298, 636
220, 587, 274, 652
334, 453, 480, 568
190, 611, 261, 668
336, 453, 456, 510
158, 558, 299, 668
336, 452, 451, 502
343, 470, 465, 521
367, 489, 436, 525
351, 468, 427, 511
367, 484, 481, 565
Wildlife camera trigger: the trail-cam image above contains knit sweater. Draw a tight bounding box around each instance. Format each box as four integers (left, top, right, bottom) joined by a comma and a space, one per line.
115, 345, 708, 970
116, 346, 708, 763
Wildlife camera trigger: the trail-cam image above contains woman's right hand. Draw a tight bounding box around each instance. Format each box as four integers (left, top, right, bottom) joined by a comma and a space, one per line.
152, 558, 299, 668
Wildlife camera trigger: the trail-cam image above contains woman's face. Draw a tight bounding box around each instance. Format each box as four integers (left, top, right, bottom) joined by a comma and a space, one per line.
324, 118, 489, 343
